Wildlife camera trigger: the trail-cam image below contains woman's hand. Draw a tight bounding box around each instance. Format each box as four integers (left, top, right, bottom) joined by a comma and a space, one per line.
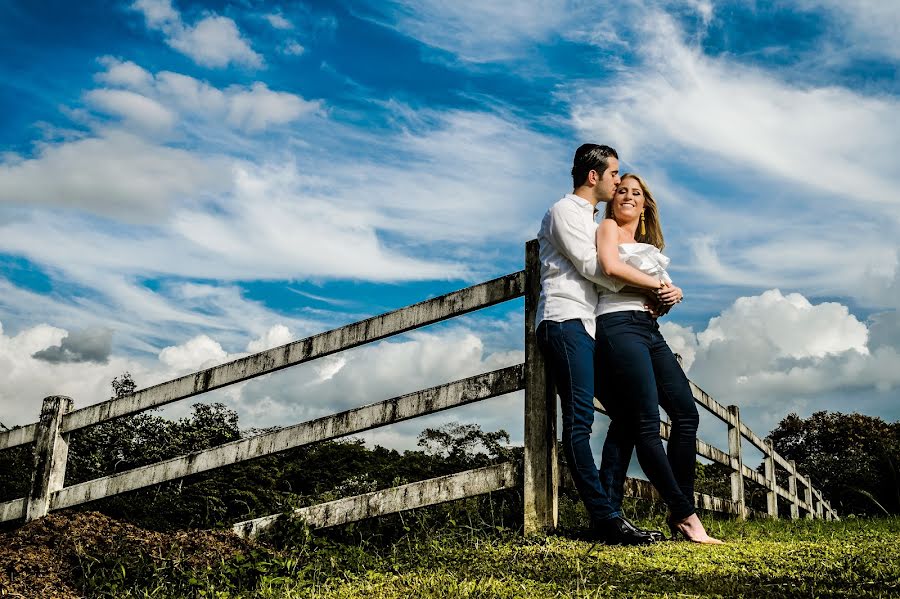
656, 282, 684, 306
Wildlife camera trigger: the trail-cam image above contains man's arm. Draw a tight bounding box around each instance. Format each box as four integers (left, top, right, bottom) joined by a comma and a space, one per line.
547, 202, 623, 292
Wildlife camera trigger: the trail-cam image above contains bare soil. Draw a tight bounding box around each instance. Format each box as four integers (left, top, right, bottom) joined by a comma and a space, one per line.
0, 511, 252, 599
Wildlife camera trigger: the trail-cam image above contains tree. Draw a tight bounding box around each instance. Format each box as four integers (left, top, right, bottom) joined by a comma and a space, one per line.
769, 411, 900, 516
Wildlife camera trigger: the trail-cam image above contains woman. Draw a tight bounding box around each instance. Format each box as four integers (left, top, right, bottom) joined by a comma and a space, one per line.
593, 173, 722, 544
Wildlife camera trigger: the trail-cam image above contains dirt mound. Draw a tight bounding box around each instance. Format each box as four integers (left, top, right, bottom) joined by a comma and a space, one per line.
0, 511, 254, 598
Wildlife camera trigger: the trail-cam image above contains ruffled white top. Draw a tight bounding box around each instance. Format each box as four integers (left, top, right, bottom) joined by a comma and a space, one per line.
597, 242, 672, 315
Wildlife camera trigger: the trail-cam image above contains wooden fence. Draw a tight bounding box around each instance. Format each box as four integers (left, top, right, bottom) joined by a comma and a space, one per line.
0, 241, 837, 536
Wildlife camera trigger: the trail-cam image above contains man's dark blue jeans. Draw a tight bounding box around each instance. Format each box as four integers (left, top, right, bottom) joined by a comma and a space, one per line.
537, 319, 622, 523
595, 310, 698, 521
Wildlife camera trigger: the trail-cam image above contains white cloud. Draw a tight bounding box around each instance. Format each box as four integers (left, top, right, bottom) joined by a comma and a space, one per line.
0, 130, 227, 221
359, 0, 585, 63
226, 83, 319, 131
131, 0, 262, 68
84, 88, 176, 132
571, 11, 900, 206
95, 57, 153, 89
169, 15, 263, 69
0, 321, 152, 427
227, 327, 525, 445
265, 13, 293, 30
660, 290, 898, 429
566, 6, 900, 311
798, 0, 900, 62
92, 59, 319, 134
282, 41, 305, 56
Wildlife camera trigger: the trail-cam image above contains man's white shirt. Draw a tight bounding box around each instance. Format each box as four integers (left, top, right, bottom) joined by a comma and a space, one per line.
536, 194, 623, 339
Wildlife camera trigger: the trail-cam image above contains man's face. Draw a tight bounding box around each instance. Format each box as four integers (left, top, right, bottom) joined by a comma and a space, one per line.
593, 157, 621, 203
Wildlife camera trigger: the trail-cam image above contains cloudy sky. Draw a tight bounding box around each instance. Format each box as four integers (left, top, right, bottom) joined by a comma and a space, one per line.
1, 0, 898, 459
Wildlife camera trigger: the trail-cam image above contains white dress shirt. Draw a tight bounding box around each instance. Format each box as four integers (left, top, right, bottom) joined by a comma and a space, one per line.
536, 194, 624, 338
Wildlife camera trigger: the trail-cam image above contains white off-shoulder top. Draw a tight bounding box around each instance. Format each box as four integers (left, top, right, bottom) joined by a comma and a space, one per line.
597, 242, 672, 316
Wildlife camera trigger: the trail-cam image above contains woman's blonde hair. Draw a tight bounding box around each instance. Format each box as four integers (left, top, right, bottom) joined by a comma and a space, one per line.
604, 173, 665, 250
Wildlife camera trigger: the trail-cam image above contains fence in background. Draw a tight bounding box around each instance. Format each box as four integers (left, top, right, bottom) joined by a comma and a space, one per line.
0, 241, 837, 536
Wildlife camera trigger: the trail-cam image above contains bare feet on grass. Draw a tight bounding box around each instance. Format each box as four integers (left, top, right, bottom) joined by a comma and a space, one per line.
670, 513, 724, 544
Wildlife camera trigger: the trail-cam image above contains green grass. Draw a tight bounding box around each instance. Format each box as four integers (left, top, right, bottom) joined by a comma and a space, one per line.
75, 516, 900, 598
263, 517, 899, 598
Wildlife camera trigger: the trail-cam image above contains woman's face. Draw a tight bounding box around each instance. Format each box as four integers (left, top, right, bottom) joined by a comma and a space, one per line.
613, 177, 645, 223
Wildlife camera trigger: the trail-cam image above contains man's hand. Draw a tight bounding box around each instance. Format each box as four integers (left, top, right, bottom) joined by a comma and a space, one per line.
656, 281, 684, 306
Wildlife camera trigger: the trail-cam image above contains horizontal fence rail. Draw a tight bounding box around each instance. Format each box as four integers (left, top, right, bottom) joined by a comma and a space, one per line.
233, 461, 520, 538
0, 366, 524, 522
0, 272, 525, 450
1, 240, 837, 535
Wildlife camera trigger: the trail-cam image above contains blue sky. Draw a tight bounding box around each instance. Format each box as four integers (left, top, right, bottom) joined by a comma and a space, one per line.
0, 0, 898, 453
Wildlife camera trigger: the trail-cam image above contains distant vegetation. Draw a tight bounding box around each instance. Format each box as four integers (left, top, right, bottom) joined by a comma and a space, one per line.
2, 373, 898, 533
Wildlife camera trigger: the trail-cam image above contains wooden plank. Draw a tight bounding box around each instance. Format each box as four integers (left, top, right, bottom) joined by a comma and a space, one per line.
696, 491, 741, 515
728, 405, 746, 519
51, 365, 524, 511
523, 239, 557, 534
0, 498, 25, 523
788, 459, 800, 519
26, 396, 73, 521
234, 462, 519, 538
659, 421, 731, 467
688, 382, 732, 423
771, 449, 793, 471
61, 273, 526, 434
0, 423, 38, 451
742, 464, 767, 488
739, 423, 769, 454
764, 439, 778, 518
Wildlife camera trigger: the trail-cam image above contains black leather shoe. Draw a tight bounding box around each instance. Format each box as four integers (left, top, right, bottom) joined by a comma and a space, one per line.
617, 516, 666, 542
588, 516, 658, 545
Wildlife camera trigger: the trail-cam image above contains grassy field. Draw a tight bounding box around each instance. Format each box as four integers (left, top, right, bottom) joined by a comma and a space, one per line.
70, 514, 900, 598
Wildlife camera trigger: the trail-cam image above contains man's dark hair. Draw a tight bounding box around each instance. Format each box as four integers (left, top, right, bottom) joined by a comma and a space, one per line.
571, 143, 618, 188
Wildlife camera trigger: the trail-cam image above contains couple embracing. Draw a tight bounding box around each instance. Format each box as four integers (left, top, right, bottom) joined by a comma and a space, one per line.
536, 143, 722, 545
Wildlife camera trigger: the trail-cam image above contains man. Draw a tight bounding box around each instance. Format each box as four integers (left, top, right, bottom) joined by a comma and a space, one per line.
535, 143, 662, 545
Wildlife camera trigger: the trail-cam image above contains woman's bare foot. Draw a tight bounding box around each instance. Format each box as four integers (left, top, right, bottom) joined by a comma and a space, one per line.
670, 513, 724, 544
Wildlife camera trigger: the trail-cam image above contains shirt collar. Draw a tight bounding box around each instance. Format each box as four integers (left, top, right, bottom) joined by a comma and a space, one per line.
565, 193, 598, 213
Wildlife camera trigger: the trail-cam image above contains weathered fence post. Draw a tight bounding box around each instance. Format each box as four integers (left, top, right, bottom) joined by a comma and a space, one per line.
727, 405, 746, 519
523, 240, 558, 534
764, 439, 778, 518
804, 477, 814, 520
26, 396, 73, 520
788, 459, 800, 520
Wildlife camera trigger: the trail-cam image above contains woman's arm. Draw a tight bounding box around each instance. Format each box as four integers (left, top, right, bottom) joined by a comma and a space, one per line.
595, 220, 666, 290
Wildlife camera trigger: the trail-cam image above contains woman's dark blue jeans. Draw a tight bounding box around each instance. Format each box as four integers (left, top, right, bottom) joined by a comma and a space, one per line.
595, 310, 698, 521
537, 319, 621, 523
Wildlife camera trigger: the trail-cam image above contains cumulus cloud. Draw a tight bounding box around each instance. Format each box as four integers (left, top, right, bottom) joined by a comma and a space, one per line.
0, 320, 524, 455
0, 321, 148, 427
95, 57, 153, 89
0, 130, 228, 221
131, 0, 262, 68
660, 290, 899, 433
94, 59, 320, 133
227, 327, 525, 446
32, 328, 113, 364
84, 88, 176, 132
225, 83, 319, 131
